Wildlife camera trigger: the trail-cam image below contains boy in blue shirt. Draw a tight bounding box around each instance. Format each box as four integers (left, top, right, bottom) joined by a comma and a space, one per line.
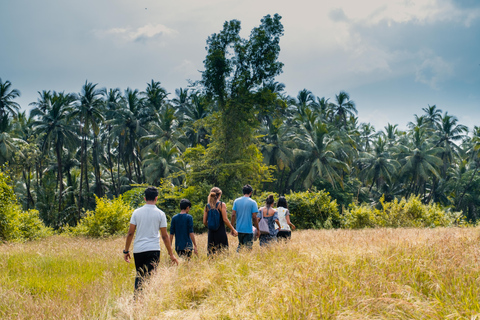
169, 199, 197, 258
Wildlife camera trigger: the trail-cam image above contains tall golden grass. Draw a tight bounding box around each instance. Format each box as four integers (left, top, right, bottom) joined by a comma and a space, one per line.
0, 235, 134, 319
111, 228, 480, 319
2, 228, 480, 319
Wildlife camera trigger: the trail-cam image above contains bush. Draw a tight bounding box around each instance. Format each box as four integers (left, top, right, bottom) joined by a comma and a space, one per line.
285, 190, 340, 229
342, 195, 465, 229
70, 196, 133, 237
0, 171, 52, 241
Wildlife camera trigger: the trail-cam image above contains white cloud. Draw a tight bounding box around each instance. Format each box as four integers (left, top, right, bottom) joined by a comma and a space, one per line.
94, 23, 178, 44
173, 60, 200, 80
415, 54, 453, 89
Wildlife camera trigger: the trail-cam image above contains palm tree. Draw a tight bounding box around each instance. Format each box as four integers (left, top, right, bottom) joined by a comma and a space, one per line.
73, 81, 105, 210
317, 97, 334, 122
422, 104, 442, 128
358, 123, 377, 152
291, 89, 317, 120
332, 91, 357, 128
144, 80, 168, 112
178, 92, 210, 147
12, 111, 38, 208
109, 88, 147, 183
289, 119, 348, 189
0, 115, 22, 165
143, 140, 183, 185
434, 112, 467, 175
101, 88, 122, 196
383, 123, 399, 143
357, 136, 399, 192
32, 92, 78, 212
456, 126, 480, 208
397, 127, 443, 199
0, 78, 20, 119
29, 90, 53, 113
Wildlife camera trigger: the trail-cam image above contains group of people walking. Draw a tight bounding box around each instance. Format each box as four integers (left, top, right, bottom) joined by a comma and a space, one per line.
123, 185, 295, 291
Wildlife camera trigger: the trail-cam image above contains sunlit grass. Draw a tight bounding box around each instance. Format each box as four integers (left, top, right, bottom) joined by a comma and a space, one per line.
0, 235, 134, 319
111, 228, 480, 319
2, 228, 480, 319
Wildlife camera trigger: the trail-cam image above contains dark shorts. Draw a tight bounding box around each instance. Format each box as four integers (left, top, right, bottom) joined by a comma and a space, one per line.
277, 230, 292, 239
237, 232, 253, 251
259, 234, 276, 246
133, 250, 160, 291
176, 249, 192, 259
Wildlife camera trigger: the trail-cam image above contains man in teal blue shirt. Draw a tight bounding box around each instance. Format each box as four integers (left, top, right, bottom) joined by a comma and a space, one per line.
231, 184, 260, 251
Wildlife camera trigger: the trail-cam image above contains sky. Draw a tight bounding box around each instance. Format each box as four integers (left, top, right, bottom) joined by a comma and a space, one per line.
1, 0, 479, 131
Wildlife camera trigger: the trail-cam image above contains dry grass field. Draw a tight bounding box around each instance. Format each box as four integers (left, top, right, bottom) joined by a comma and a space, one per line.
2, 228, 480, 319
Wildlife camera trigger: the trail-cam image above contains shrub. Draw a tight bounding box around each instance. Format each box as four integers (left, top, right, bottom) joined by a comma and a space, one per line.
285, 190, 340, 229
0, 171, 52, 241
71, 196, 133, 237
342, 195, 465, 229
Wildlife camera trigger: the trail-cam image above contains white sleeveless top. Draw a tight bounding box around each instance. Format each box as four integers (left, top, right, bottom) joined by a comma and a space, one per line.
276, 207, 290, 231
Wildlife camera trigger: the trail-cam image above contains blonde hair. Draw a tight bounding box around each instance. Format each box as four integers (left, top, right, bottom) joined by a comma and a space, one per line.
208, 187, 222, 208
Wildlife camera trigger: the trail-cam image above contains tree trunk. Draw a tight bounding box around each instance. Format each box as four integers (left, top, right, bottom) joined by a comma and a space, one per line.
56, 142, 63, 212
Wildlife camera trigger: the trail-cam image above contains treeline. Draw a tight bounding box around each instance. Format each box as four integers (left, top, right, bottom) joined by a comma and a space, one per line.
0, 13, 479, 229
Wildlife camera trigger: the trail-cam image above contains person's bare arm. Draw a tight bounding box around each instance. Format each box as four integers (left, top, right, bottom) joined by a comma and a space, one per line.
203, 206, 208, 227
221, 203, 237, 236
231, 209, 236, 227
252, 211, 260, 237
124, 224, 136, 263
286, 215, 296, 230
190, 233, 198, 255
160, 227, 178, 265
169, 233, 174, 247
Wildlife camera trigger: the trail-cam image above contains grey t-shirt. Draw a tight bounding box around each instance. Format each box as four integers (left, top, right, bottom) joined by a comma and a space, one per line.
130, 204, 167, 253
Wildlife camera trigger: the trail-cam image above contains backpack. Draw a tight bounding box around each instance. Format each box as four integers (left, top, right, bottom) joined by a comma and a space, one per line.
206, 202, 221, 231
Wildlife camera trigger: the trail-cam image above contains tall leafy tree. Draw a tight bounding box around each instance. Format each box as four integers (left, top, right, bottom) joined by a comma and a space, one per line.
290, 119, 348, 189
332, 91, 357, 128
32, 92, 78, 213
195, 14, 284, 195
73, 81, 105, 210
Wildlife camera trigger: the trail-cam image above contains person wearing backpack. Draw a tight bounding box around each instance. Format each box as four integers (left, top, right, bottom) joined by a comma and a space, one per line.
257, 195, 281, 246
203, 187, 238, 255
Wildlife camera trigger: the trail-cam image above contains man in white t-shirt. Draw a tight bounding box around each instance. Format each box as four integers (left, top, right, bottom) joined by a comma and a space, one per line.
123, 187, 178, 291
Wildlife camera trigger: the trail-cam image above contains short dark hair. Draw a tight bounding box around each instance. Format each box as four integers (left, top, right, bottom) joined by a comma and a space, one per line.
144, 186, 158, 201
277, 196, 287, 208
180, 198, 191, 210
242, 184, 253, 195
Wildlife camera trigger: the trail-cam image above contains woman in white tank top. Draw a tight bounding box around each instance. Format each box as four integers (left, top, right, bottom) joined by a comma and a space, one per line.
275, 196, 295, 239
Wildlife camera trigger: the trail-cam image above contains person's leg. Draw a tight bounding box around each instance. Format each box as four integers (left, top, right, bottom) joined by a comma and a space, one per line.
243, 233, 253, 249
237, 233, 246, 252
238, 233, 254, 251
133, 251, 160, 291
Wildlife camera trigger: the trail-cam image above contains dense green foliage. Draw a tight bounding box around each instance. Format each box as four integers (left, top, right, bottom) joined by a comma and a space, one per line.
1, 14, 480, 232
342, 195, 465, 229
0, 171, 51, 241
70, 196, 133, 237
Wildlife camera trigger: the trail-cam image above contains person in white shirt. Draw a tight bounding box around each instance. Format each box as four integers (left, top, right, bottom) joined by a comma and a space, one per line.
123, 187, 178, 291
275, 196, 296, 239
